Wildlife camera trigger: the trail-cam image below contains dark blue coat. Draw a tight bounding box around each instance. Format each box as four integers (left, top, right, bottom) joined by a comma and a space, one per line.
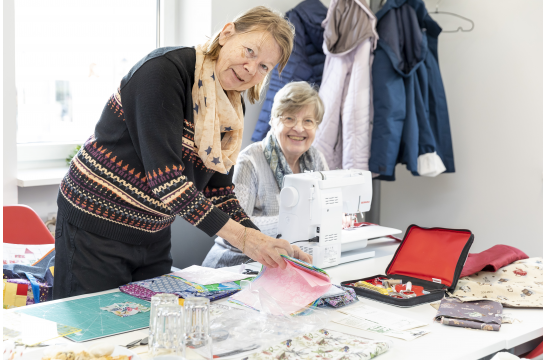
369, 0, 455, 180
251, 0, 327, 142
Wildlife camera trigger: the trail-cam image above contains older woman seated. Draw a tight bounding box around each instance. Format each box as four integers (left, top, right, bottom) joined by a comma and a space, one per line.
203, 81, 328, 268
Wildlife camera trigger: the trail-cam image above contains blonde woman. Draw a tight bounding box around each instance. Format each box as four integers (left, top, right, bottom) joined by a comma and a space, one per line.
54, 7, 311, 299
204, 81, 328, 268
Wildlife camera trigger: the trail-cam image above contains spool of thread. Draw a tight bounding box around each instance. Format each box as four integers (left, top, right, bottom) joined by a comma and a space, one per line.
354, 281, 390, 296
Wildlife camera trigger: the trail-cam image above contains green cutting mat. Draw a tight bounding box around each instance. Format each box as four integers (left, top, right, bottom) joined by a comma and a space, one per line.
16, 292, 150, 342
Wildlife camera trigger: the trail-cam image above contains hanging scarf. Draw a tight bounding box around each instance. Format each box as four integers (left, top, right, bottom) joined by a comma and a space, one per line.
262, 130, 317, 189
192, 45, 244, 174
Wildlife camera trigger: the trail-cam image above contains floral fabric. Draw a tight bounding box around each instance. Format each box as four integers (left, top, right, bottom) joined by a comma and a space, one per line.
100, 301, 150, 317
450, 257, 543, 308
317, 285, 358, 308
247, 329, 391, 360
192, 45, 244, 174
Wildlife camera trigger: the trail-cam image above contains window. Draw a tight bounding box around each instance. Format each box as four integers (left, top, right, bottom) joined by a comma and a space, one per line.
15, 0, 157, 144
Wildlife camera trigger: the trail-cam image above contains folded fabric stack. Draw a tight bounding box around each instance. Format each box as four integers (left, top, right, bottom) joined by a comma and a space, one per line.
119, 266, 254, 302
3, 250, 55, 308
435, 297, 503, 331
229, 255, 332, 316
317, 284, 358, 308
3, 278, 52, 309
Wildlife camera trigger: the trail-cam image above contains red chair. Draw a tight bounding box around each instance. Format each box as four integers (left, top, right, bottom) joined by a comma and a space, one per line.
3, 205, 55, 244
524, 340, 543, 359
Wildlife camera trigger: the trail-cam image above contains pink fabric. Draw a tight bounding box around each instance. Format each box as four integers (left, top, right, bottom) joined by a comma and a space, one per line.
460, 245, 528, 278
230, 261, 331, 315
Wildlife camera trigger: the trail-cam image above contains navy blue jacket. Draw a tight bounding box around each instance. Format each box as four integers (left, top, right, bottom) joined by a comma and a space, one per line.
251, 0, 327, 142
369, 0, 455, 180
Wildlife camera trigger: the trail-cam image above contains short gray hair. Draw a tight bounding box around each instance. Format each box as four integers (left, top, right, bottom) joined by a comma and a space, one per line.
270, 81, 325, 126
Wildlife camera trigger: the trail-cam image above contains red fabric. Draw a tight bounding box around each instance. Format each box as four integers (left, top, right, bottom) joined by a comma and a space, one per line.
386, 226, 472, 287
525, 340, 543, 359
460, 245, 528, 278
16, 283, 28, 296
3, 205, 54, 245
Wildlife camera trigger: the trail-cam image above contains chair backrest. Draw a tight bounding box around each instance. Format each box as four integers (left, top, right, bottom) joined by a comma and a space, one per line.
3, 205, 55, 245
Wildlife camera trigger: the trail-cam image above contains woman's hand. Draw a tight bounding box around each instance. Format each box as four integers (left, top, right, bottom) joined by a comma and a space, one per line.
290, 244, 313, 265
242, 229, 294, 269
217, 219, 313, 269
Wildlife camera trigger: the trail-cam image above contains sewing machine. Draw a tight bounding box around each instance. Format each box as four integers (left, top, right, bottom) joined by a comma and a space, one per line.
278, 169, 402, 269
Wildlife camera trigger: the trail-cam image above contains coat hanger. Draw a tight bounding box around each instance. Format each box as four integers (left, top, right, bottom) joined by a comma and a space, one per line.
431, 0, 474, 33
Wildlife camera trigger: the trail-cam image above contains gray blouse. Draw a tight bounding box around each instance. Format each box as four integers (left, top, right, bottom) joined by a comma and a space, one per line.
202, 140, 329, 268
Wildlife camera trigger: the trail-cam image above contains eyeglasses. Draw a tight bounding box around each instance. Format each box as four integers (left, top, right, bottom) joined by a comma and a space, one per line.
277, 115, 318, 130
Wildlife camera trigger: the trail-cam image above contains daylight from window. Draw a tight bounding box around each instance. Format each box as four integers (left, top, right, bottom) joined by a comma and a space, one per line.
15, 0, 156, 144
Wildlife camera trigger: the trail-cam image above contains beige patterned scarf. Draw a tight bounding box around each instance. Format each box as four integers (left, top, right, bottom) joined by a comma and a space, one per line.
192, 45, 244, 174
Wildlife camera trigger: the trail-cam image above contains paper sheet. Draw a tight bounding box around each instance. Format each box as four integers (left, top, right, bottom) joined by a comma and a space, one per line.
229, 257, 331, 315
3, 244, 54, 266
333, 304, 430, 341
169, 265, 255, 285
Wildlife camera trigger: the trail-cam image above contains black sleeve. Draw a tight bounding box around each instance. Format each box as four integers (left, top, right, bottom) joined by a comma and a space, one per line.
120, 55, 230, 236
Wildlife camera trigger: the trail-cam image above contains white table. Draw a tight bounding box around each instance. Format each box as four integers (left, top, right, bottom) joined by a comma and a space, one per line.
14, 240, 543, 360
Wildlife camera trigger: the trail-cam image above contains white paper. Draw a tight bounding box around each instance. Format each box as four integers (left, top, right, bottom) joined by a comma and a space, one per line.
337, 304, 427, 331
3, 243, 54, 266
332, 304, 430, 341
170, 265, 254, 285
333, 314, 431, 341
384, 328, 431, 341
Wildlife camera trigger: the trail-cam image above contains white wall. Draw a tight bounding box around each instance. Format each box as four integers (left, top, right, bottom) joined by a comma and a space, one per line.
381, 0, 543, 256
9, 0, 543, 264
3, 0, 18, 205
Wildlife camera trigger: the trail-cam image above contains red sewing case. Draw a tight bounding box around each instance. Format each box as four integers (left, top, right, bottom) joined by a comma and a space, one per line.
341, 225, 474, 307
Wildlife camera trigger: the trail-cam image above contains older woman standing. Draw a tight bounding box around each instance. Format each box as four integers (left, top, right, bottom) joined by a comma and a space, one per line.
53, 7, 312, 299
203, 82, 328, 268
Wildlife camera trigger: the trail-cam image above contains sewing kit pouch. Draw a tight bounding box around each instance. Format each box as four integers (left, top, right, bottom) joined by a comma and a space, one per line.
341, 225, 474, 307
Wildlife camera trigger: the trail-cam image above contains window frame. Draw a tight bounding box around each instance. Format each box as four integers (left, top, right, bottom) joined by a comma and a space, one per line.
14, 0, 173, 183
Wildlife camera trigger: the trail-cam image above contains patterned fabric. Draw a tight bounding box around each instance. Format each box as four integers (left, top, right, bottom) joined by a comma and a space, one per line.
58, 47, 258, 244
119, 283, 157, 301
118, 274, 241, 302
317, 285, 358, 308
450, 257, 543, 308
100, 301, 150, 317
435, 297, 503, 331
263, 131, 319, 189
3, 278, 52, 309
247, 329, 391, 360
192, 45, 244, 174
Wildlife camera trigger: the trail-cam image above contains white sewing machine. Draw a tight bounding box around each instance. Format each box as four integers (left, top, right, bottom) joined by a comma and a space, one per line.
278, 169, 402, 269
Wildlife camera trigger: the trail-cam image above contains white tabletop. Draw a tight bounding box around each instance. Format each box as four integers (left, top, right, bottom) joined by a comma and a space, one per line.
12, 240, 543, 360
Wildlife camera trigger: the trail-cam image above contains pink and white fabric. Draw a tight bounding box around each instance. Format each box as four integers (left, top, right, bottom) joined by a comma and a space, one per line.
230, 259, 331, 316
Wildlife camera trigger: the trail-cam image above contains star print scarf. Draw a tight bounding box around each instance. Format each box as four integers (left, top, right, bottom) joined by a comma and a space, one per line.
192, 45, 244, 174
262, 130, 317, 189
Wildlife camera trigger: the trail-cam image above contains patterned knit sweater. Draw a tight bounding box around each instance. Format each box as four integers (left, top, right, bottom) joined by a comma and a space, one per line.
58, 47, 258, 245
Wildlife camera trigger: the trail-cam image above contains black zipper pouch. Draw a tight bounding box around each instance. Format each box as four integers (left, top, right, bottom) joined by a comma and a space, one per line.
341, 225, 474, 307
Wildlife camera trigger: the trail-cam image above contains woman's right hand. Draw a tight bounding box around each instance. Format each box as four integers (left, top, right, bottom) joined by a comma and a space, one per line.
217, 219, 313, 269
242, 228, 295, 269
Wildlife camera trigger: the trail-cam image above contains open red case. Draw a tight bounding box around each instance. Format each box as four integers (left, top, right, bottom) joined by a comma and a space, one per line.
341, 225, 474, 307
